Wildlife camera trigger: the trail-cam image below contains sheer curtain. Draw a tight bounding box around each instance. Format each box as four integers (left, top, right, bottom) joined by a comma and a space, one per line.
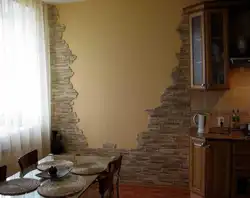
0, 0, 50, 170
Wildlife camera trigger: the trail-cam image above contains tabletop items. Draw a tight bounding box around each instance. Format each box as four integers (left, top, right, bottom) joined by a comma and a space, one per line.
48, 166, 58, 177
0, 155, 116, 197
37, 174, 86, 197
0, 178, 40, 196
51, 131, 64, 155
71, 162, 106, 175
36, 166, 71, 179
37, 160, 74, 171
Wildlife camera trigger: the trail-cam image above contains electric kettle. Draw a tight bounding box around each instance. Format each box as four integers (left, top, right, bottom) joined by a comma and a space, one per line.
193, 113, 206, 133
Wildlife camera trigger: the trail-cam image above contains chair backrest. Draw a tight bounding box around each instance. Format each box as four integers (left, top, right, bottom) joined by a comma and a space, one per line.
98, 171, 114, 195
18, 150, 38, 176
108, 155, 123, 176
0, 165, 7, 182
98, 155, 123, 196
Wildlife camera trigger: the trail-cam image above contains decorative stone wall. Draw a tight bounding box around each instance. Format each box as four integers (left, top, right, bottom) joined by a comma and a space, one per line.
48, 5, 88, 152
48, 5, 190, 186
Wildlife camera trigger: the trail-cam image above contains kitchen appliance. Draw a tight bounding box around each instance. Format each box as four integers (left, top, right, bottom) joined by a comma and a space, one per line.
193, 113, 206, 133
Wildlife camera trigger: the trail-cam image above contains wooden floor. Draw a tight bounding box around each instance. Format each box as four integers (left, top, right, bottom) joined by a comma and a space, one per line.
85, 184, 189, 198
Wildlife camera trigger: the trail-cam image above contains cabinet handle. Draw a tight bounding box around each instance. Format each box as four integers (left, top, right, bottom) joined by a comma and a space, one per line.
194, 142, 205, 147
194, 143, 210, 148
203, 144, 210, 149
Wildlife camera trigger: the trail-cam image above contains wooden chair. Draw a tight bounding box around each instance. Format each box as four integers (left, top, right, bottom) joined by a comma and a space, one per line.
18, 150, 38, 176
0, 165, 7, 182
108, 155, 123, 198
97, 155, 123, 198
98, 171, 114, 198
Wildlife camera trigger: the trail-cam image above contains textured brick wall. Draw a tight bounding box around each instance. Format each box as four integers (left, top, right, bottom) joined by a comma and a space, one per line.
48, 5, 191, 186
48, 6, 88, 151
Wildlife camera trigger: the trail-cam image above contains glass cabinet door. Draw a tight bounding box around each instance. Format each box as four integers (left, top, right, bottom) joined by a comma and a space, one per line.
190, 13, 205, 88
206, 10, 229, 89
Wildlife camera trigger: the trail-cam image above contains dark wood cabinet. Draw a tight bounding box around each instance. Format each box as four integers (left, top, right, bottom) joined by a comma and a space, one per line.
229, 5, 250, 66
189, 138, 206, 197
232, 141, 250, 198
185, 3, 229, 90
184, 0, 250, 89
205, 10, 229, 90
190, 135, 250, 198
190, 138, 231, 198
205, 140, 231, 198
189, 12, 205, 89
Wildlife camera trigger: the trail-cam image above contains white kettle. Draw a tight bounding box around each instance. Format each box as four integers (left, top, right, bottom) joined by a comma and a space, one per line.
193, 113, 206, 133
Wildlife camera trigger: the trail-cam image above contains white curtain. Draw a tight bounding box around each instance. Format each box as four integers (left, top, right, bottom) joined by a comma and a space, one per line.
0, 0, 50, 171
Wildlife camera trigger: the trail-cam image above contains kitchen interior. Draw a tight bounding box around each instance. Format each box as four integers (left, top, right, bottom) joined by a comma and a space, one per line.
185, 0, 250, 198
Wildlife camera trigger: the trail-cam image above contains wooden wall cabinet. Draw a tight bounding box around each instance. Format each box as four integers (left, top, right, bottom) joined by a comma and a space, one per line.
185, 3, 229, 90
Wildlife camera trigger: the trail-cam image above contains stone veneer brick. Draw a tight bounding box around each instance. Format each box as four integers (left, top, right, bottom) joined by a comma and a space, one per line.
48, 6, 88, 151
48, 5, 190, 187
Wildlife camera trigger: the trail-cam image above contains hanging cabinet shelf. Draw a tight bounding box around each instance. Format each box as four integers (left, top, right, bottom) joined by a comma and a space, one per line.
184, 1, 232, 90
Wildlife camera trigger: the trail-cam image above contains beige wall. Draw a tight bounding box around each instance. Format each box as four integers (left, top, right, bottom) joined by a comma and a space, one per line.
57, 0, 198, 148
192, 68, 250, 112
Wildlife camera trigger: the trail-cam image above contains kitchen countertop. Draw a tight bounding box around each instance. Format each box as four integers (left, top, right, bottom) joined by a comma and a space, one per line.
189, 127, 250, 140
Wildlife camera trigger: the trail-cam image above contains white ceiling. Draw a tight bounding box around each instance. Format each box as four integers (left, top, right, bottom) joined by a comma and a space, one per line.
43, 0, 86, 4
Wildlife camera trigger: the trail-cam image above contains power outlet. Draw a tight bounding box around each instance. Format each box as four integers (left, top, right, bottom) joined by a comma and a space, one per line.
217, 116, 225, 126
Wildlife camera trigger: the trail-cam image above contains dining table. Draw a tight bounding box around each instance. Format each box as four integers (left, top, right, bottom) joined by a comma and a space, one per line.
0, 154, 116, 198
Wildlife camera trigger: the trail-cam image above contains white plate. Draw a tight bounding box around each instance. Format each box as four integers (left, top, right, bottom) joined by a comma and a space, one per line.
37, 160, 74, 171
